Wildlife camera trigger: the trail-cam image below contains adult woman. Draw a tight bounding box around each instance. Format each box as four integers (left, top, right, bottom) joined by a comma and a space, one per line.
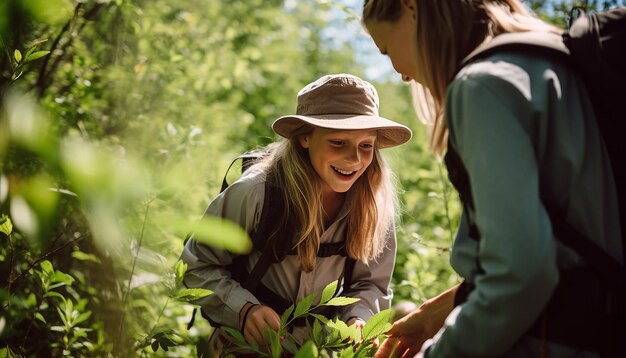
362, 1, 622, 357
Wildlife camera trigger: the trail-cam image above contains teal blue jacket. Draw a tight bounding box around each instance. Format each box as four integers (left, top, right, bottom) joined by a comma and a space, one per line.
424, 34, 622, 357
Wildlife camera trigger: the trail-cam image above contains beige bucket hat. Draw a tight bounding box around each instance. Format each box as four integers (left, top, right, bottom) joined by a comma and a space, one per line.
272, 74, 412, 148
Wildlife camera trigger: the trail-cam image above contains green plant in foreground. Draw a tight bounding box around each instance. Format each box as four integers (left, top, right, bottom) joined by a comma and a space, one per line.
136, 260, 213, 355
220, 280, 394, 358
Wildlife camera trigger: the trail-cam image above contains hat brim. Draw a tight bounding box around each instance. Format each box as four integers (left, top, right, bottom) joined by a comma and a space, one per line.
272, 114, 412, 148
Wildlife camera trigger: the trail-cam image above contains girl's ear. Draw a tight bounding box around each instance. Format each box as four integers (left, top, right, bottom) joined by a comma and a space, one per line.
401, 0, 417, 20
299, 135, 310, 149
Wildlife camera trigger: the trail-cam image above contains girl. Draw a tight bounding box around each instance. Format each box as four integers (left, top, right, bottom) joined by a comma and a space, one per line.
180, 74, 411, 349
362, 1, 623, 357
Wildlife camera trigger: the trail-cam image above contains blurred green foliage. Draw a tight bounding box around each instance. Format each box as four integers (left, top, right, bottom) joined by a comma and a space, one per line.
1, 0, 616, 355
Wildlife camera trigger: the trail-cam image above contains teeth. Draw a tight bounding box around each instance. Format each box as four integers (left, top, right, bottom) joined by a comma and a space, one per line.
333, 166, 354, 175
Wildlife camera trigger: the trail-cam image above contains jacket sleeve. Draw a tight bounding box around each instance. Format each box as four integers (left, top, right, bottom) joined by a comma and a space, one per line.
179, 172, 265, 329
422, 63, 560, 357
340, 227, 396, 322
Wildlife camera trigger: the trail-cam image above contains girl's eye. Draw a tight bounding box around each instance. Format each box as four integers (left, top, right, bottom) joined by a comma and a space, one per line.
360, 143, 374, 149
330, 140, 345, 146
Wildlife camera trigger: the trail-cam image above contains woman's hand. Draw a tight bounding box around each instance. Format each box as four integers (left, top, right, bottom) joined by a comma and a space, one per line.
239, 303, 281, 345
375, 284, 459, 358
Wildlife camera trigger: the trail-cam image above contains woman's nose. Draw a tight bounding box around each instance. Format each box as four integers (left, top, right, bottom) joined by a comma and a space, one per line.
401, 73, 412, 82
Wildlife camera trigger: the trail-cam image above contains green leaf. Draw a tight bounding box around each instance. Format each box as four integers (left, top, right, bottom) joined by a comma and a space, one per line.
24, 51, 50, 63
175, 260, 187, 285
280, 304, 294, 326
35, 312, 46, 324
327, 319, 353, 341
339, 347, 356, 358
40, 260, 54, 276
323, 296, 360, 307
151, 339, 159, 352
308, 313, 329, 325
282, 338, 298, 355
72, 311, 92, 326
320, 280, 338, 304
182, 216, 252, 254
25, 293, 37, 308
221, 326, 247, 347
293, 291, 316, 319
43, 291, 66, 302
0, 215, 13, 236
49, 326, 65, 332
263, 327, 282, 358
294, 340, 317, 358
362, 309, 394, 341
71, 251, 101, 263
311, 318, 324, 346
50, 271, 75, 286
56, 306, 69, 329
174, 288, 213, 302
13, 49, 22, 63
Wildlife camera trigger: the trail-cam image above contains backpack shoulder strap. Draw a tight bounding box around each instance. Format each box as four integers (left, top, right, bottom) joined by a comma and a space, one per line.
241, 173, 285, 292
220, 151, 265, 193
459, 31, 571, 73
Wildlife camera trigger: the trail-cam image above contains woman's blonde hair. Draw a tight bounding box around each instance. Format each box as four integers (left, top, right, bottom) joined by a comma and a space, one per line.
254, 127, 398, 272
363, 0, 561, 156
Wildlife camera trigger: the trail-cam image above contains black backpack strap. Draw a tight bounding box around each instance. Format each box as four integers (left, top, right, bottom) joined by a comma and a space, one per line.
220, 152, 264, 193
458, 32, 571, 77
241, 175, 286, 292
342, 257, 356, 292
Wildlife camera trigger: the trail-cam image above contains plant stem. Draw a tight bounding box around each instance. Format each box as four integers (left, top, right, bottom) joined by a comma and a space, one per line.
117, 198, 153, 347
7, 234, 87, 287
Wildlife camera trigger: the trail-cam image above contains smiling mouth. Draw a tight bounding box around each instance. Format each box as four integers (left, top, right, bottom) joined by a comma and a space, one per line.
332, 166, 356, 177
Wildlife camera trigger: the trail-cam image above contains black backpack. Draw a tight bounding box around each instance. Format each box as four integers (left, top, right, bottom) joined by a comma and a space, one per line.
446, 7, 626, 355
188, 151, 356, 329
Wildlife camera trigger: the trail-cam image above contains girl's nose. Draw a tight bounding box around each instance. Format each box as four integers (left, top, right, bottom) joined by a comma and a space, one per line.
401, 74, 412, 82
346, 147, 360, 163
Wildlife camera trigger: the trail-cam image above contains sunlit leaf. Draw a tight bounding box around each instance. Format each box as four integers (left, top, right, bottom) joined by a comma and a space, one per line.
40, 260, 54, 276
10, 196, 39, 240
320, 280, 338, 304
293, 291, 316, 319
294, 340, 317, 358
175, 260, 187, 284
179, 216, 252, 254
0, 215, 12, 236
24, 50, 50, 63
362, 309, 393, 341
323, 296, 359, 307
22, 0, 74, 25
13, 49, 22, 63
71, 251, 101, 264
326, 319, 352, 341
50, 271, 74, 286
174, 288, 213, 302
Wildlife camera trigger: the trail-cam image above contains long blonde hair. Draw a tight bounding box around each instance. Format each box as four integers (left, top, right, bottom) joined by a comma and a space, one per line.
254, 128, 398, 272
363, 0, 561, 156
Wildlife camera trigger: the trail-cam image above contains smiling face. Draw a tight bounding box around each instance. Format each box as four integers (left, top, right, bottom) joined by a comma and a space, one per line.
364, 0, 420, 83
300, 128, 377, 196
